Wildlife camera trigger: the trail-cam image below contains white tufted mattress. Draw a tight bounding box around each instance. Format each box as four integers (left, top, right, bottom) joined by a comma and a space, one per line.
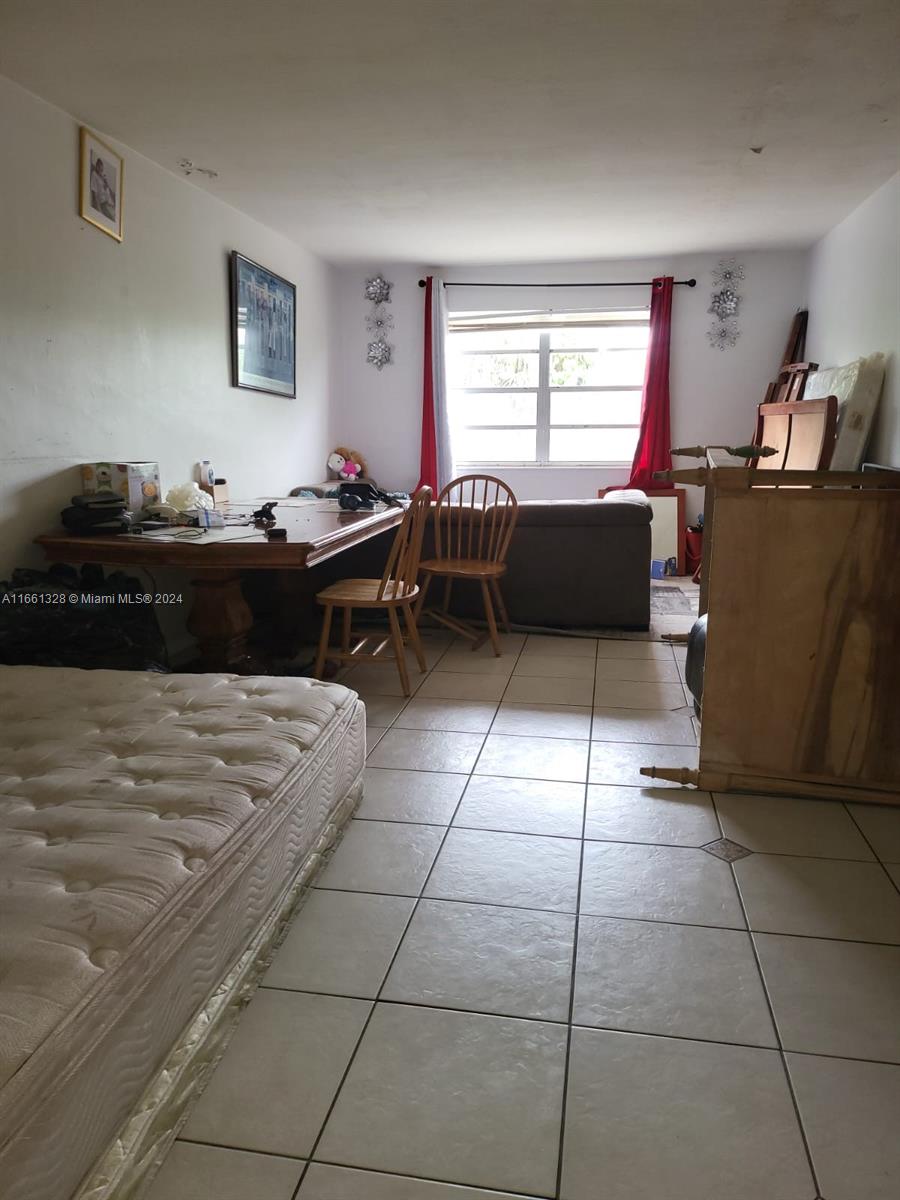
0, 665, 365, 1200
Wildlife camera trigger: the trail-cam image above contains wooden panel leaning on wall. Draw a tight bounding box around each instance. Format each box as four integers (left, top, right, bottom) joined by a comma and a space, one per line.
645, 459, 900, 804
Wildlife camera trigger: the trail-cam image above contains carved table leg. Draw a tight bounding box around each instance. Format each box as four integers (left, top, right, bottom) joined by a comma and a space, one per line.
187, 569, 254, 671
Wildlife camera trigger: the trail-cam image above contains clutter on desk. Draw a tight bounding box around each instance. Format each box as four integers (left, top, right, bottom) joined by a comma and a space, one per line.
252, 501, 279, 526
62, 493, 132, 535
81, 462, 161, 510
195, 460, 216, 488
166, 482, 213, 513
196, 509, 226, 528
338, 482, 408, 511
196, 463, 230, 505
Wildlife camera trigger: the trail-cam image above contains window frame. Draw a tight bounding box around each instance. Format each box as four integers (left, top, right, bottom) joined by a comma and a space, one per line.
448, 314, 649, 468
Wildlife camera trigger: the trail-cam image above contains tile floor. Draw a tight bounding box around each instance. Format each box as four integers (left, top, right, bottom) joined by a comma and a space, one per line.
149, 618, 900, 1200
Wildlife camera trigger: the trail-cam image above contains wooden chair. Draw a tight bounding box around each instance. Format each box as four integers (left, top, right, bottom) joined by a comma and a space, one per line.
414, 475, 518, 657
312, 487, 432, 696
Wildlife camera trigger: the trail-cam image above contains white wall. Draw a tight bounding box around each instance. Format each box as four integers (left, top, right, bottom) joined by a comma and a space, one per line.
331, 250, 809, 512
0, 74, 334, 581
328, 264, 425, 488
806, 172, 900, 467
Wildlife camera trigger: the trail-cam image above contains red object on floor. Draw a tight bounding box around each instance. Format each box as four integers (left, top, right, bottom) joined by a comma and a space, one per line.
416, 277, 437, 492
623, 275, 674, 491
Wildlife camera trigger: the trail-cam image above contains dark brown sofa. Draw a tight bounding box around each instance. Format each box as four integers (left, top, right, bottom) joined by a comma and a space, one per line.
485, 497, 651, 628
300, 491, 651, 630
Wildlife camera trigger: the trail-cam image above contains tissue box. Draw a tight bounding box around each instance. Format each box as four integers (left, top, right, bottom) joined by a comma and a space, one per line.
82, 462, 161, 511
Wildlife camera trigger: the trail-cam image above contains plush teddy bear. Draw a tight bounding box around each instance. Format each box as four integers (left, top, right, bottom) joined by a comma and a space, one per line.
327, 446, 368, 481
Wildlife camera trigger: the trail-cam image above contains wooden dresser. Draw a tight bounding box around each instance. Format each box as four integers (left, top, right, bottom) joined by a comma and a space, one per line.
658, 453, 900, 805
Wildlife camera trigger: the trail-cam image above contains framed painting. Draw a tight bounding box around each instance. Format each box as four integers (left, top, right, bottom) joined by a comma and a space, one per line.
230, 251, 297, 397
79, 127, 124, 242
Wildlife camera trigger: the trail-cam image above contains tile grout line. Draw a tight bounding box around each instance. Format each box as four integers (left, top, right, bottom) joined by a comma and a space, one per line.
306, 1153, 557, 1200
310, 884, 900, 946
181, 1133, 555, 1200
842, 800, 900, 900
360, 762, 693, 783
291, 630, 533, 1199
346, 812, 888, 865
257, 984, 900, 1069
553, 635, 596, 1199
712, 795, 824, 1199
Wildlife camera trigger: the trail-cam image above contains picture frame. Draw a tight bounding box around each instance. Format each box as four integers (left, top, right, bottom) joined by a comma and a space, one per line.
230, 251, 297, 398
79, 127, 124, 242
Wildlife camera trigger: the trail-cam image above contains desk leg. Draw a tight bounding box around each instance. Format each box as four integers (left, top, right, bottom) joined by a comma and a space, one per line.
187, 569, 254, 671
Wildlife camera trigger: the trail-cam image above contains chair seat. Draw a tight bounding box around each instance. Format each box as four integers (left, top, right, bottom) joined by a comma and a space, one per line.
419, 558, 507, 579
316, 578, 418, 606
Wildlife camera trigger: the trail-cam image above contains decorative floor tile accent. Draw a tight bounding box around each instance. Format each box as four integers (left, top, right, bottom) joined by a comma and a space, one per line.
702, 836, 753, 862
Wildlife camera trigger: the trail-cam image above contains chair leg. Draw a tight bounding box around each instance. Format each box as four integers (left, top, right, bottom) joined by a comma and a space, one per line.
491, 579, 512, 634
387, 606, 412, 696
413, 571, 433, 624
441, 576, 454, 614
480, 579, 502, 657
341, 606, 352, 655
403, 601, 427, 673
313, 603, 334, 678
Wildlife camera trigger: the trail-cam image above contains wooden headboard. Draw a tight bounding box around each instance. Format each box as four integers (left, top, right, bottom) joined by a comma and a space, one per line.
753, 396, 838, 472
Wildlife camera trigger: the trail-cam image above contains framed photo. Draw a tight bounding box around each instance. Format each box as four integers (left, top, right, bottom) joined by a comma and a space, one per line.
79, 127, 124, 242
230, 251, 297, 397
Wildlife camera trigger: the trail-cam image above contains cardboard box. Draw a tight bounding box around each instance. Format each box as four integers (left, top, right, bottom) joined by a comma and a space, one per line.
82, 462, 161, 511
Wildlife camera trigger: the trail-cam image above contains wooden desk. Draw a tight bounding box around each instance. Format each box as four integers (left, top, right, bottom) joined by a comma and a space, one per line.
35, 499, 404, 670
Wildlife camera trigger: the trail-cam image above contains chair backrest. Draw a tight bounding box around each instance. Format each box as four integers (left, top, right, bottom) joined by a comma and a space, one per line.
378, 487, 433, 600
753, 408, 791, 470
752, 396, 839, 473
433, 474, 518, 564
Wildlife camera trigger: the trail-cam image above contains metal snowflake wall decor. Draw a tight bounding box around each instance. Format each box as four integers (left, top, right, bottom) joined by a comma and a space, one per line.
707, 320, 740, 350
364, 275, 393, 304
365, 305, 395, 336
711, 259, 745, 288
364, 274, 395, 368
708, 288, 740, 320
366, 337, 393, 370
707, 260, 744, 350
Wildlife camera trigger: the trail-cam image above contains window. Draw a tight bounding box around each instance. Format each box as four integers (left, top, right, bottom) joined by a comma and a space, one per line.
447, 309, 649, 466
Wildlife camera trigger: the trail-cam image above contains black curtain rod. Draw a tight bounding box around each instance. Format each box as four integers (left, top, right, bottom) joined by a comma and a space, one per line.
417, 278, 696, 288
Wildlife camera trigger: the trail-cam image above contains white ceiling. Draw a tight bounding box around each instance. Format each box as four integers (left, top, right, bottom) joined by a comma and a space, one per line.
1, 0, 898, 263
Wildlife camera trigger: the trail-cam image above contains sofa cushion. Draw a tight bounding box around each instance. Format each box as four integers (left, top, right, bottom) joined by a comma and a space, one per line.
514, 498, 651, 528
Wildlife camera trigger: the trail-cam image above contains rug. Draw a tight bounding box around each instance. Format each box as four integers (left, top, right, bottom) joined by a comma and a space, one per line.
650, 585, 694, 615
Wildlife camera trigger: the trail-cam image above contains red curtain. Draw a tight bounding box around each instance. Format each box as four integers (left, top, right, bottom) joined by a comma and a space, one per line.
416, 277, 438, 491
624, 275, 674, 491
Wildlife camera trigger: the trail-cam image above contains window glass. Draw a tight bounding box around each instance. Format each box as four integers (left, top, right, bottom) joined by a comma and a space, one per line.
550, 390, 642, 425
447, 311, 648, 465
549, 349, 646, 388
452, 392, 537, 426
452, 352, 539, 390
550, 324, 650, 350
452, 427, 536, 463
549, 427, 640, 462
